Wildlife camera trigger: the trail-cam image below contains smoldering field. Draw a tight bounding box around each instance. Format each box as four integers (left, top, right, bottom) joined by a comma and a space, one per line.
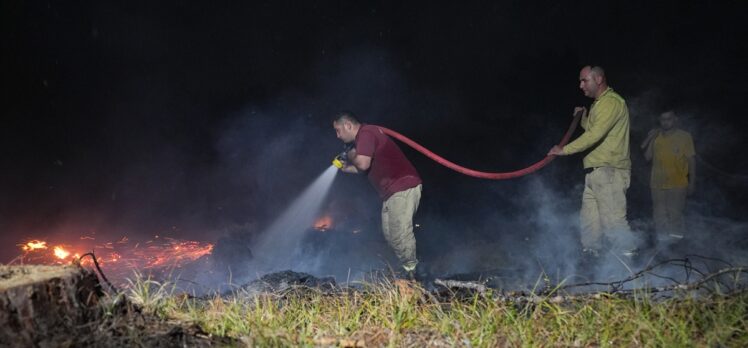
4, 88, 748, 348
5, 101, 748, 296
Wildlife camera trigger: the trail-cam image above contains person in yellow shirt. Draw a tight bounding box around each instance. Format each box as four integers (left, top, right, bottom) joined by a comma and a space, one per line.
641, 111, 695, 242
549, 66, 639, 258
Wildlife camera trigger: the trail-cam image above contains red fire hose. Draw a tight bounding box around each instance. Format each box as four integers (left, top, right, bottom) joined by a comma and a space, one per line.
374, 112, 582, 180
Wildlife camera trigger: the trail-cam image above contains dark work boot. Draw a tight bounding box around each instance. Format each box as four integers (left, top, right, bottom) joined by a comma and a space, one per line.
577, 248, 600, 277
414, 263, 432, 282
399, 263, 417, 281
406, 269, 416, 281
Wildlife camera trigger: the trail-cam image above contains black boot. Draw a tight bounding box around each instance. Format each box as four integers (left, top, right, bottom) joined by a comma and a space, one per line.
414, 262, 432, 283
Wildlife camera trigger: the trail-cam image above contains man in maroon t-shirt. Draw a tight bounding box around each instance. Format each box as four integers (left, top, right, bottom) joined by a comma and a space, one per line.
333, 111, 423, 278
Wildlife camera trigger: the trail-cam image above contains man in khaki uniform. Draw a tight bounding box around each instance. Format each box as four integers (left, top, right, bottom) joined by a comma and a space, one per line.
549, 66, 639, 257
641, 111, 695, 241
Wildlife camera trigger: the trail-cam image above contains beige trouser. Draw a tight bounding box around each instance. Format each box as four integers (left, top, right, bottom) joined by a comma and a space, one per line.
651, 187, 687, 238
381, 184, 421, 271
580, 167, 638, 251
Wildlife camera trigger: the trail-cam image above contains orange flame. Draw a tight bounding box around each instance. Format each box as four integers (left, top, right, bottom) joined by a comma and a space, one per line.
16, 233, 214, 286
22, 240, 48, 251
141, 239, 214, 268
314, 215, 333, 231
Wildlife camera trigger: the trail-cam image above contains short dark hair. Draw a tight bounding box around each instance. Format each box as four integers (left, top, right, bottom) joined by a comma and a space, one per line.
587, 65, 607, 82
589, 65, 605, 76
333, 111, 360, 125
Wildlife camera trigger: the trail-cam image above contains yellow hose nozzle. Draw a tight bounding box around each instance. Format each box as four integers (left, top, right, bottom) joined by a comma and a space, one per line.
332, 157, 344, 169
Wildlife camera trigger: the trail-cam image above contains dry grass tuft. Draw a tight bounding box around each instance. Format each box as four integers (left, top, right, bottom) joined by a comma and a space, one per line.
120, 273, 748, 347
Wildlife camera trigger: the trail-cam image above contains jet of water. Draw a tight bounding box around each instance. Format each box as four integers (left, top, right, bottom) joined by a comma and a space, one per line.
252, 165, 339, 271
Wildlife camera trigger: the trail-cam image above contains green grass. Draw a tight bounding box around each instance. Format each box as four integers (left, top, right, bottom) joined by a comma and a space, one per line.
125, 277, 748, 347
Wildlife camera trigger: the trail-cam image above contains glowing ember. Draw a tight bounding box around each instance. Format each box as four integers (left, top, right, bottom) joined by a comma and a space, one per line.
21, 240, 48, 251
140, 238, 214, 268
15, 234, 214, 286
314, 215, 334, 231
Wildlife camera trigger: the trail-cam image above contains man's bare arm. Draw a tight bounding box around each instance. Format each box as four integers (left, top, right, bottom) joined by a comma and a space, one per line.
340, 164, 359, 173
340, 148, 372, 173
352, 154, 372, 171
547, 107, 587, 156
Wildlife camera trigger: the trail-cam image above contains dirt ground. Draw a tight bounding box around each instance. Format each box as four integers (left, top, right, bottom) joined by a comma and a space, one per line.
0, 265, 236, 348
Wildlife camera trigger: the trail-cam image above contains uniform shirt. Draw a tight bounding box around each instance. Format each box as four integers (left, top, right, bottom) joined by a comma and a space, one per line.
651, 129, 695, 189
355, 125, 422, 200
563, 88, 632, 170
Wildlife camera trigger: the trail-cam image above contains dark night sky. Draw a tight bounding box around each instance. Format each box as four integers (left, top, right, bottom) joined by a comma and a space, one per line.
2, 1, 747, 262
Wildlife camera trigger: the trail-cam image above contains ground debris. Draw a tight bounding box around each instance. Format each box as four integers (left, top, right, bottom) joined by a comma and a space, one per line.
235, 269, 337, 296
315, 336, 367, 347
88, 313, 237, 348
433, 278, 488, 294
0, 265, 237, 348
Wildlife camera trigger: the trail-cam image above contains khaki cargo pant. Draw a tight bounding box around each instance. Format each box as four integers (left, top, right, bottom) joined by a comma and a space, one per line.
381, 184, 421, 271
651, 187, 687, 238
581, 167, 638, 252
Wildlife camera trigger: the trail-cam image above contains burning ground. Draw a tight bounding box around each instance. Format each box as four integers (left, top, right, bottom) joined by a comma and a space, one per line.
4, 207, 748, 346
13, 234, 214, 288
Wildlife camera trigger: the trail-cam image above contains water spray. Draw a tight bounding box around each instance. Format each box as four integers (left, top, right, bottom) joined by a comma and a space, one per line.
252, 165, 339, 272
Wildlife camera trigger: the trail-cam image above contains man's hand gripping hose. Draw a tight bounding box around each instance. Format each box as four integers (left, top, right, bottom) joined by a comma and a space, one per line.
333, 110, 581, 179
332, 143, 355, 169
